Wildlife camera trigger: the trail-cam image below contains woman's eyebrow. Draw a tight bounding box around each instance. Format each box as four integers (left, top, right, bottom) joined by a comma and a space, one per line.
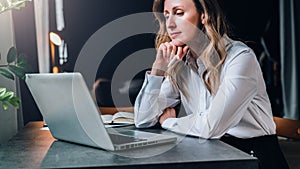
173, 6, 183, 10
164, 6, 183, 13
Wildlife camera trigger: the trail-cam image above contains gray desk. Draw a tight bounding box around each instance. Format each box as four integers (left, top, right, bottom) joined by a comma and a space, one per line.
0, 122, 258, 169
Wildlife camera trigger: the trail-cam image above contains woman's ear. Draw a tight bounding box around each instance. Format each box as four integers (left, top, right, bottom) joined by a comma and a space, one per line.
200, 13, 207, 24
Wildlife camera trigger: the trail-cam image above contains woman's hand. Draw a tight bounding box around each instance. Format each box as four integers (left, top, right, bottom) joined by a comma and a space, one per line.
151, 42, 189, 76
159, 107, 176, 125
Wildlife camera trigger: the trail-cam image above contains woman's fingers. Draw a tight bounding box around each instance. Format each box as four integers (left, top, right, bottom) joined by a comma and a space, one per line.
153, 42, 189, 75
156, 42, 189, 68
166, 42, 172, 60
166, 42, 178, 62
183, 45, 189, 55
177, 45, 189, 60
161, 43, 167, 60
159, 108, 176, 124
158, 42, 177, 62
177, 46, 183, 58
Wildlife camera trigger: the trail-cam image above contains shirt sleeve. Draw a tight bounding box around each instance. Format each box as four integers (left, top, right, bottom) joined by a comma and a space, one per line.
134, 71, 180, 128
161, 49, 260, 139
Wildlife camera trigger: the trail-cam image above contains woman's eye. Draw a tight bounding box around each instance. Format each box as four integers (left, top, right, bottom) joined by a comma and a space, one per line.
175, 10, 184, 15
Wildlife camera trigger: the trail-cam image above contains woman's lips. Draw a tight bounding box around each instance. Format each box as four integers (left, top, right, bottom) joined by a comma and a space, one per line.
170, 32, 181, 39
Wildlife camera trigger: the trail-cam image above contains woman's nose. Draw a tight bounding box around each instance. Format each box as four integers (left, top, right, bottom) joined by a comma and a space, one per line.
166, 15, 176, 29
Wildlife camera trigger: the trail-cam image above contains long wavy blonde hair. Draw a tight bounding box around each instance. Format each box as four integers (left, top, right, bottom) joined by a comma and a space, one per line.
153, 0, 229, 95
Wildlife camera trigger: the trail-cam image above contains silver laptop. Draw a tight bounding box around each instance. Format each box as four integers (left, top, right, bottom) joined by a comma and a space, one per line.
25, 72, 176, 151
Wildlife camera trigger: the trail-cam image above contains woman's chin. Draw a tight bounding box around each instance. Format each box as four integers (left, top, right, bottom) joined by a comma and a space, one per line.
171, 39, 185, 46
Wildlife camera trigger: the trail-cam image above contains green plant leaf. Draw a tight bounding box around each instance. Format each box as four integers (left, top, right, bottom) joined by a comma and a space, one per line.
16, 62, 31, 73
8, 65, 25, 79
0, 88, 6, 98
1, 91, 14, 101
17, 53, 32, 72
0, 88, 11, 101
15, 65, 28, 74
7, 47, 17, 63
11, 1, 27, 10
0, 68, 15, 80
14, 62, 27, 70
8, 97, 20, 108
2, 102, 9, 110
17, 53, 28, 64
0, 88, 20, 110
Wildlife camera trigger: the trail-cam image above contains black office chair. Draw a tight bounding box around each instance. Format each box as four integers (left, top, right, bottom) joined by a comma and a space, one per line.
94, 69, 148, 115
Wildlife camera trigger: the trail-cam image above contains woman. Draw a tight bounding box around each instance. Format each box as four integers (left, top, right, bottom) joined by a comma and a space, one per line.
134, 0, 289, 168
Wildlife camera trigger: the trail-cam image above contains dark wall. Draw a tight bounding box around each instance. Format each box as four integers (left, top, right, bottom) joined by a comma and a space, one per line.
48, 0, 156, 107
13, 0, 280, 124
222, 0, 282, 116
296, 0, 300, 94
48, 0, 155, 76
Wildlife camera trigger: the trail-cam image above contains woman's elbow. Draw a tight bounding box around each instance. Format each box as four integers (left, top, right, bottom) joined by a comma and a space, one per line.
134, 120, 156, 128
134, 120, 146, 128
134, 107, 158, 128
194, 122, 225, 139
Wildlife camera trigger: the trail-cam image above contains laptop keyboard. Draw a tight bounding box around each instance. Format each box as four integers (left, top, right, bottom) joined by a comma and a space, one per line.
108, 133, 147, 144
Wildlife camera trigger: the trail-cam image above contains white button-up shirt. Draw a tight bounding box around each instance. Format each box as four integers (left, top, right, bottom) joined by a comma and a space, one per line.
134, 37, 276, 139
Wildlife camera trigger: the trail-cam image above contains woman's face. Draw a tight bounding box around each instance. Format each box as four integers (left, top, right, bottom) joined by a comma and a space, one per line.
164, 0, 201, 46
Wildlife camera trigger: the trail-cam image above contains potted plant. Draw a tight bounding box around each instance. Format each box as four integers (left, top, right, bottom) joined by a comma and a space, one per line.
0, 0, 31, 13
0, 0, 32, 110
0, 47, 30, 110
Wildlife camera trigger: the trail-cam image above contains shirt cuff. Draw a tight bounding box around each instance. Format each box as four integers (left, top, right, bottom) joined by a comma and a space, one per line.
161, 118, 177, 130
144, 71, 164, 92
